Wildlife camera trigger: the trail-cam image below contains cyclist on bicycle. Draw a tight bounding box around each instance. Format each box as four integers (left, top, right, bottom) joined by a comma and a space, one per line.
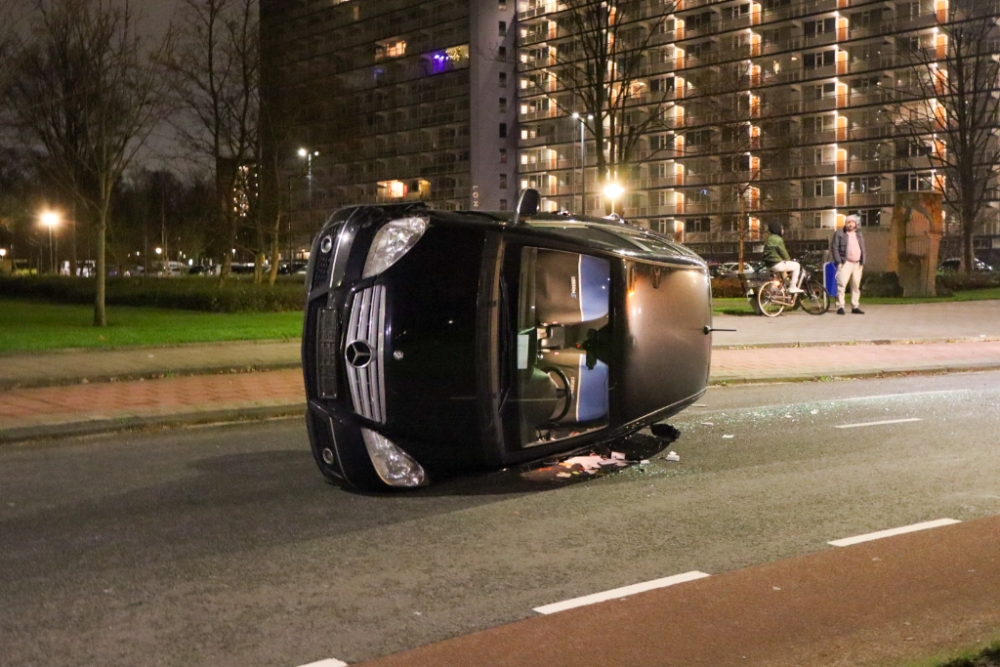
762, 221, 803, 293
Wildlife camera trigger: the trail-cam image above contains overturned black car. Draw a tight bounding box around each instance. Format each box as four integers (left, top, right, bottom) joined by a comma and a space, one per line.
302, 191, 713, 491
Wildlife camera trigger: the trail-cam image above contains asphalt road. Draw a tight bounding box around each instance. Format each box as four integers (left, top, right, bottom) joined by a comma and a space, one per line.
2, 371, 999, 667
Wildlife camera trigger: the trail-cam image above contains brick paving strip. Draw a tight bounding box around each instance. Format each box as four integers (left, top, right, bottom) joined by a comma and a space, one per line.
2, 340, 1000, 441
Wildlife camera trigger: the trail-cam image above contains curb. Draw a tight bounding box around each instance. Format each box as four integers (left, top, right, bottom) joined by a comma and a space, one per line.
0, 404, 305, 444
708, 361, 1000, 385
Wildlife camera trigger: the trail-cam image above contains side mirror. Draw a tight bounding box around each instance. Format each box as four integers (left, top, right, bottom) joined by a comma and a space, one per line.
511, 188, 540, 226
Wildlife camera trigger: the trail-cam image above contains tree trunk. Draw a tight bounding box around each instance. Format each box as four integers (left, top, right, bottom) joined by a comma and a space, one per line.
94, 210, 107, 327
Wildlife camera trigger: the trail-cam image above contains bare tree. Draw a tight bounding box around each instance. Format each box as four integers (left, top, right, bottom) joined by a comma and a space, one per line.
162, 0, 259, 283
893, 0, 1000, 271
2, 0, 169, 325
522, 0, 678, 208
683, 59, 766, 283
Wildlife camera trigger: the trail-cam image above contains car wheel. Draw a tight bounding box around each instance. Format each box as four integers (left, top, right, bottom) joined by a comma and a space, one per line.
757, 282, 785, 317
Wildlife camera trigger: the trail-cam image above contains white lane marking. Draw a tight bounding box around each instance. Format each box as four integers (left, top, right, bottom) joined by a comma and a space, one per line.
296, 660, 348, 667
533, 571, 710, 615
828, 518, 961, 547
834, 417, 922, 429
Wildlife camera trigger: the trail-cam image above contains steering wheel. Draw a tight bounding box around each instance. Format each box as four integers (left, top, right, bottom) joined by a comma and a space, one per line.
539, 365, 574, 423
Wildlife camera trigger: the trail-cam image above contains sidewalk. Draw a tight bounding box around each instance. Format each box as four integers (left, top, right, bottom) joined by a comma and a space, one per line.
1, 302, 999, 442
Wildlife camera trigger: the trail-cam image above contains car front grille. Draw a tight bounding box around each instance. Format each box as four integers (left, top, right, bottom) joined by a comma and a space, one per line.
344, 285, 386, 423
311, 244, 334, 290
316, 306, 339, 399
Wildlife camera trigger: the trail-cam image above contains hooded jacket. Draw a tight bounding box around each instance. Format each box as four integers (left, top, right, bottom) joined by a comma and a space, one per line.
762, 221, 791, 267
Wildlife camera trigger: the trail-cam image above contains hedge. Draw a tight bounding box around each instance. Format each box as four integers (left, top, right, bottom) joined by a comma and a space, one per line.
0, 276, 306, 313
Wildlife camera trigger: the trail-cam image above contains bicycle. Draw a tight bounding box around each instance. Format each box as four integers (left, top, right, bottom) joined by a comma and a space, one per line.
756, 264, 830, 317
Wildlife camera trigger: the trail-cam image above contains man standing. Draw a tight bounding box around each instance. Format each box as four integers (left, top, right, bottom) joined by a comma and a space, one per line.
831, 214, 866, 315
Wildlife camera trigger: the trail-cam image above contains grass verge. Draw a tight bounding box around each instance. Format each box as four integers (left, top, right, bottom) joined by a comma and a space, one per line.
902, 639, 1000, 667
0, 299, 303, 354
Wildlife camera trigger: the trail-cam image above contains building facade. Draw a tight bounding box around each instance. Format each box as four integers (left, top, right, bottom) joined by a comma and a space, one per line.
260, 0, 1000, 266
260, 0, 519, 233
516, 0, 1000, 267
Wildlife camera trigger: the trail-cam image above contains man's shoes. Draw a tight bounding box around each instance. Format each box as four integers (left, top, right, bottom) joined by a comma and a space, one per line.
788, 287, 804, 294
852, 308, 865, 314
837, 308, 845, 315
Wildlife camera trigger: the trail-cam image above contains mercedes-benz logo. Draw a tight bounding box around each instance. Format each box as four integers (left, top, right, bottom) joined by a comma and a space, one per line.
320, 235, 334, 253
345, 340, 373, 368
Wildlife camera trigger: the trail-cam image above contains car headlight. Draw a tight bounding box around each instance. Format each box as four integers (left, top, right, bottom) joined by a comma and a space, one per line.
362, 216, 429, 278
361, 428, 428, 488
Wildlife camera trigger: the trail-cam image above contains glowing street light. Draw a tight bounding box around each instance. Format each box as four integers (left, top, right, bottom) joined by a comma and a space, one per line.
40, 210, 60, 274
603, 181, 625, 215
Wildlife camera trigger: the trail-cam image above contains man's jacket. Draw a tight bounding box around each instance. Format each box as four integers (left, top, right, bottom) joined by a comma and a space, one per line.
762, 234, 791, 267
831, 228, 866, 265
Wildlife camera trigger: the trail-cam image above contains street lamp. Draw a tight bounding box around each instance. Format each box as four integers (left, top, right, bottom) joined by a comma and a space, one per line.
571, 113, 592, 215
603, 181, 625, 216
41, 211, 59, 274
295, 147, 320, 267
298, 147, 319, 206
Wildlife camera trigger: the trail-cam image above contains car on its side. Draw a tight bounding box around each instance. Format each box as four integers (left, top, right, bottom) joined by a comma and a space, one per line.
301, 191, 714, 491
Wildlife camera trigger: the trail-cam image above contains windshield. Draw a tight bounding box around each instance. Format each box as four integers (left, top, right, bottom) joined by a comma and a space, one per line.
502, 246, 613, 448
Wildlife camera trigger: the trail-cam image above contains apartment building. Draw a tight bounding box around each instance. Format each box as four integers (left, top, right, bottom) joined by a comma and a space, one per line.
516, 0, 1000, 266
260, 0, 518, 222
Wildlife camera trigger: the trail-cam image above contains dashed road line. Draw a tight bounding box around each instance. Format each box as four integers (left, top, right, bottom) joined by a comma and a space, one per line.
533, 571, 710, 615
828, 518, 961, 547
834, 417, 923, 429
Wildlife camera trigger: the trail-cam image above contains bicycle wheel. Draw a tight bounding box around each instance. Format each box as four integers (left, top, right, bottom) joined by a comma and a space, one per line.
799, 280, 830, 315
756, 282, 786, 317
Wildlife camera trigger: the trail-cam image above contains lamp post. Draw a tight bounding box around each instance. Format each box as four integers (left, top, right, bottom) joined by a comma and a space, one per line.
296, 147, 319, 266
571, 113, 592, 215
41, 211, 59, 274
0, 247, 7, 275
298, 147, 319, 209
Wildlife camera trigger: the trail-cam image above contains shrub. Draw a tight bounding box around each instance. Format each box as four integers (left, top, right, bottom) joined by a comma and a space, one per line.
0, 276, 306, 312
937, 270, 1000, 292
860, 271, 904, 298
711, 277, 751, 299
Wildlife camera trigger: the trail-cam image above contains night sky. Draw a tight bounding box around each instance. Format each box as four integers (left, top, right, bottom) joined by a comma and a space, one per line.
8, 0, 183, 39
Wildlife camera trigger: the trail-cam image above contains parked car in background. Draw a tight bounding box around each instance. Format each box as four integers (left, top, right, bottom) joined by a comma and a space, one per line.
301, 190, 714, 491
939, 257, 993, 273
715, 261, 764, 279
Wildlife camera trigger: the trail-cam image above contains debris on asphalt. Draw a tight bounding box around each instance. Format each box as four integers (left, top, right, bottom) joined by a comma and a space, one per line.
722, 434, 735, 439
665, 451, 680, 462
701, 421, 714, 426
